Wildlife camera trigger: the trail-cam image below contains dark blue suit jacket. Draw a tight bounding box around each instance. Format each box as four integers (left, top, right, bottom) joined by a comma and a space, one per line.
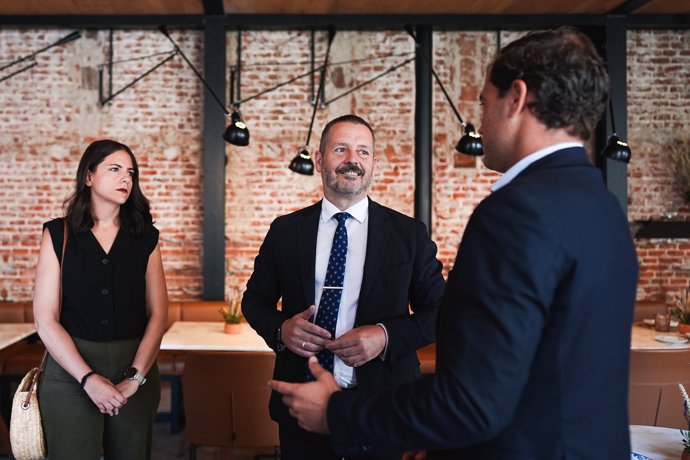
242, 198, 446, 424
328, 148, 639, 459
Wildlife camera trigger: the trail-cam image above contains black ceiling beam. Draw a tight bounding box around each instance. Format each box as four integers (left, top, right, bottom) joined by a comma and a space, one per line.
202, 0, 224, 16
219, 13, 606, 30
625, 13, 690, 28
0, 13, 687, 29
0, 15, 206, 28
608, 0, 652, 15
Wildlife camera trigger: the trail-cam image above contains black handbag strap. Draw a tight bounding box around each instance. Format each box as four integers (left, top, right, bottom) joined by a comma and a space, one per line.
24, 219, 68, 404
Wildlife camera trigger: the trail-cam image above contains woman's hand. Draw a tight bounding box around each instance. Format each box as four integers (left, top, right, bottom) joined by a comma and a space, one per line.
83, 374, 127, 416
115, 378, 140, 399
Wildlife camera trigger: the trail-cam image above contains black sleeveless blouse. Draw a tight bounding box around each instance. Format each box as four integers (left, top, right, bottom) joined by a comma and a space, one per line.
44, 218, 159, 342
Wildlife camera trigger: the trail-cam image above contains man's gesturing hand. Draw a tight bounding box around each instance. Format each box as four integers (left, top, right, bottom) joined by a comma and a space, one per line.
268, 356, 340, 434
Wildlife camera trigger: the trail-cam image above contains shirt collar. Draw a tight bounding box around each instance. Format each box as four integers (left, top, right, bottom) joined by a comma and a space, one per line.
321, 196, 369, 224
491, 142, 583, 192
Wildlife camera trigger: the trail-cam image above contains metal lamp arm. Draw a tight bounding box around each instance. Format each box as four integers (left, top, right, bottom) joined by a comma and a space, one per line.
159, 26, 229, 116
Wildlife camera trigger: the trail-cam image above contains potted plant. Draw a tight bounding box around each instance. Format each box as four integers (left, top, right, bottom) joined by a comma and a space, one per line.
679, 384, 690, 460
671, 287, 690, 334
219, 294, 243, 334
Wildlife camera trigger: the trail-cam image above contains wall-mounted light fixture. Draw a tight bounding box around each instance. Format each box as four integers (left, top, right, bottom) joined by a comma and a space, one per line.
289, 29, 336, 175
601, 99, 631, 163
0, 31, 81, 84
160, 26, 249, 147
406, 27, 483, 156
223, 66, 250, 146
223, 30, 250, 146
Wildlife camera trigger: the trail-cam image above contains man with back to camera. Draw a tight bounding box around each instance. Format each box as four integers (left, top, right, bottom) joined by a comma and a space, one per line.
242, 114, 446, 459
270, 27, 639, 459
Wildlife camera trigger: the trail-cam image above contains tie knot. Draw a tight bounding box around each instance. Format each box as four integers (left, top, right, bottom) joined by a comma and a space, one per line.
334, 212, 350, 225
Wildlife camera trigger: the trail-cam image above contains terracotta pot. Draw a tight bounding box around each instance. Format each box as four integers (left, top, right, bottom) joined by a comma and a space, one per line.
678, 323, 690, 335
224, 323, 242, 334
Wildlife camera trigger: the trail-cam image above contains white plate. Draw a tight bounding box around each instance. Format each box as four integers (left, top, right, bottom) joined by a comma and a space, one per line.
655, 334, 689, 344
642, 318, 679, 327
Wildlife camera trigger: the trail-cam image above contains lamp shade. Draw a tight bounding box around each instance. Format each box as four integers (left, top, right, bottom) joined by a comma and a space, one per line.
455, 123, 484, 156
223, 111, 250, 146
289, 148, 314, 175
601, 134, 631, 163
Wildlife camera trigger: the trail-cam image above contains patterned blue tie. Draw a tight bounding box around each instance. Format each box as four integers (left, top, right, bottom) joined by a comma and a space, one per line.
310, 212, 350, 378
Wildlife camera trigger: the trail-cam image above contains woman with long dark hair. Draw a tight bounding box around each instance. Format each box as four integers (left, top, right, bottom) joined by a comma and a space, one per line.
33, 139, 168, 459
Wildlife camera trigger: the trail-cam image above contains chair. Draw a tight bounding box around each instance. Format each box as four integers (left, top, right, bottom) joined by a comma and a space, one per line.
417, 343, 436, 374
629, 348, 690, 429
182, 351, 279, 460
633, 300, 668, 322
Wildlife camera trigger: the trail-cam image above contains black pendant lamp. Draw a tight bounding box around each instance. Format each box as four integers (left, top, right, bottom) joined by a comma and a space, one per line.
224, 63, 250, 146
161, 26, 249, 146
289, 29, 336, 175
455, 123, 484, 156
600, 98, 631, 163
224, 32, 250, 146
289, 147, 314, 175
407, 27, 483, 156
602, 135, 631, 163
223, 110, 250, 146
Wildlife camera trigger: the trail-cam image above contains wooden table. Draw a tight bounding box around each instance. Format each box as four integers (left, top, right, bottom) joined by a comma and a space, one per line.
159, 321, 271, 433
630, 424, 688, 460
160, 321, 271, 352
0, 323, 36, 352
631, 322, 690, 350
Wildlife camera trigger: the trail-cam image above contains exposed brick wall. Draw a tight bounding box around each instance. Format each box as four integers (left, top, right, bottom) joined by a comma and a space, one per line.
431, 31, 501, 273
628, 29, 690, 303
0, 27, 688, 306
0, 28, 204, 301
628, 29, 690, 222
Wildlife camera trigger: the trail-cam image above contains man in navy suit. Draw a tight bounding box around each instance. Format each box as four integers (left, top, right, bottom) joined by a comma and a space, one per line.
242, 114, 446, 459
270, 27, 639, 459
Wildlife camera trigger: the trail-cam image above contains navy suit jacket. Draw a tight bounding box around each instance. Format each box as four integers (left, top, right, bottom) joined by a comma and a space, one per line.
242, 197, 446, 423
328, 148, 639, 459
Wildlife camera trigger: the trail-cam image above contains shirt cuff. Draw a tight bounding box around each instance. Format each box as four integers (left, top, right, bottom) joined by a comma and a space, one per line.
376, 323, 389, 361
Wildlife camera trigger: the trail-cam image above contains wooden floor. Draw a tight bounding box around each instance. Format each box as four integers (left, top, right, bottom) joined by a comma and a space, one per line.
0, 422, 278, 460
151, 421, 279, 460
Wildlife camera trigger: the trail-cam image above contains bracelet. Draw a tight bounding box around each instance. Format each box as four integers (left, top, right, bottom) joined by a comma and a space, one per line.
80, 370, 97, 388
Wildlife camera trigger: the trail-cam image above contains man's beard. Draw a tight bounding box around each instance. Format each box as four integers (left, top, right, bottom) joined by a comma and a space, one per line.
324, 163, 372, 197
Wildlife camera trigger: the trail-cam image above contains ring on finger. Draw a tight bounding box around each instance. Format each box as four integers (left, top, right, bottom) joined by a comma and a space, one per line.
301, 341, 306, 349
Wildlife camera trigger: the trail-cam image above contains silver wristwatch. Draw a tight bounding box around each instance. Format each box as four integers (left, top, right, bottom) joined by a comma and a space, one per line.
124, 367, 146, 385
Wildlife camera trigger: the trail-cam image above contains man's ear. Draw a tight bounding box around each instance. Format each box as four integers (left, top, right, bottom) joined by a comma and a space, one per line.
315, 151, 323, 174
507, 79, 529, 117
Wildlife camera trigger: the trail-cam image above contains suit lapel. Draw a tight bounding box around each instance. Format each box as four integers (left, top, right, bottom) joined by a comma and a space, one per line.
298, 202, 321, 305
358, 199, 389, 308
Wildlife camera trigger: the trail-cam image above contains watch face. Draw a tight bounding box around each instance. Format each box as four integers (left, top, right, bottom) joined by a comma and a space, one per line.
125, 367, 138, 379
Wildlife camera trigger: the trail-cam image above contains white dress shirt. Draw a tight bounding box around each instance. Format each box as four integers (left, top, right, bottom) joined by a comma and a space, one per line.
315, 197, 368, 388
491, 142, 583, 192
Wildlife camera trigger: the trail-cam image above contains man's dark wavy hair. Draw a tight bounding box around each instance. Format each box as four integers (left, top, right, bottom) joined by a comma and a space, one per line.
489, 27, 610, 141
63, 139, 152, 236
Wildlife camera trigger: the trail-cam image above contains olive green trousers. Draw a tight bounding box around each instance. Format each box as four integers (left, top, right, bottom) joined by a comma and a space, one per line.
38, 337, 160, 460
